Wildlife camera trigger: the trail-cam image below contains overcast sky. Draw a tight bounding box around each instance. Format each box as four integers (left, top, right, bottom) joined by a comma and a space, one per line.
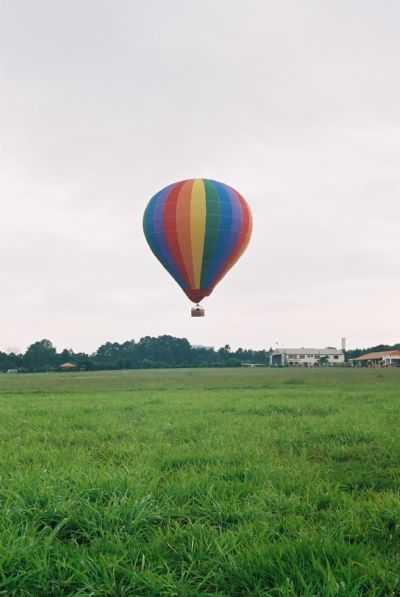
1, 0, 399, 354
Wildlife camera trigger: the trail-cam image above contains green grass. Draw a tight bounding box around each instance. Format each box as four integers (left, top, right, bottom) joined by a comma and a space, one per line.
0, 367, 400, 596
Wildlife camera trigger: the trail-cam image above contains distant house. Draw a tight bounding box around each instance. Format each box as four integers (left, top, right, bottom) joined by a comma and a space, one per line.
59, 362, 77, 371
270, 347, 345, 367
351, 350, 400, 368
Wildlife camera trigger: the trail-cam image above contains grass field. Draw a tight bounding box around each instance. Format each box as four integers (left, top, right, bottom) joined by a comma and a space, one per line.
1, 368, 400, 596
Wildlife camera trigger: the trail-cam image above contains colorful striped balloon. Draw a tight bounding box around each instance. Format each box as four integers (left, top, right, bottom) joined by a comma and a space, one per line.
143, 179, 252, 304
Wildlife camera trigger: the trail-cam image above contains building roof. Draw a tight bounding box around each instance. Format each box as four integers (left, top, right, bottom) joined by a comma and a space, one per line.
272, 348, 343, 356
354, 350, 400, 361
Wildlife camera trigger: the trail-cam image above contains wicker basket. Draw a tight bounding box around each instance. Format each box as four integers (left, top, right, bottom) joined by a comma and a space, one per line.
191, 306, 205, 317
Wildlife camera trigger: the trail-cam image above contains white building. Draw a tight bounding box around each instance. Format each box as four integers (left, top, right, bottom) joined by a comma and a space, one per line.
270, 347, 345, 367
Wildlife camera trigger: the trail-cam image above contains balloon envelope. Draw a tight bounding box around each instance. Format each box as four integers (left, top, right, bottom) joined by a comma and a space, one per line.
143, 179, 252, 303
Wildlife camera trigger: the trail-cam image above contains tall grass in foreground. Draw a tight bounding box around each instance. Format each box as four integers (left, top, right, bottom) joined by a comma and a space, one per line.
0, 368, 399, 596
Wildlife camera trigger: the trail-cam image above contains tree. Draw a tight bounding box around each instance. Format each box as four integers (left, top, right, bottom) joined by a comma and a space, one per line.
23, 339, 57, 371
0, 351, 21, 372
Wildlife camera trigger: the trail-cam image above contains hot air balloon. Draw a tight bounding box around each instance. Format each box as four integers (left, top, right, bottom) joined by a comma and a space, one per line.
143, 178, 252, 316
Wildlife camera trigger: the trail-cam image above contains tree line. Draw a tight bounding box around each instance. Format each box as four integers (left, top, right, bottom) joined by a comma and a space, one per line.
1, 338, 398, 373
0, 337, 268, 373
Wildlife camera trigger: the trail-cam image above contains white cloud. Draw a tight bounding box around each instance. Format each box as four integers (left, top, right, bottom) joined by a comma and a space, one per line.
0, 0, 399, 352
